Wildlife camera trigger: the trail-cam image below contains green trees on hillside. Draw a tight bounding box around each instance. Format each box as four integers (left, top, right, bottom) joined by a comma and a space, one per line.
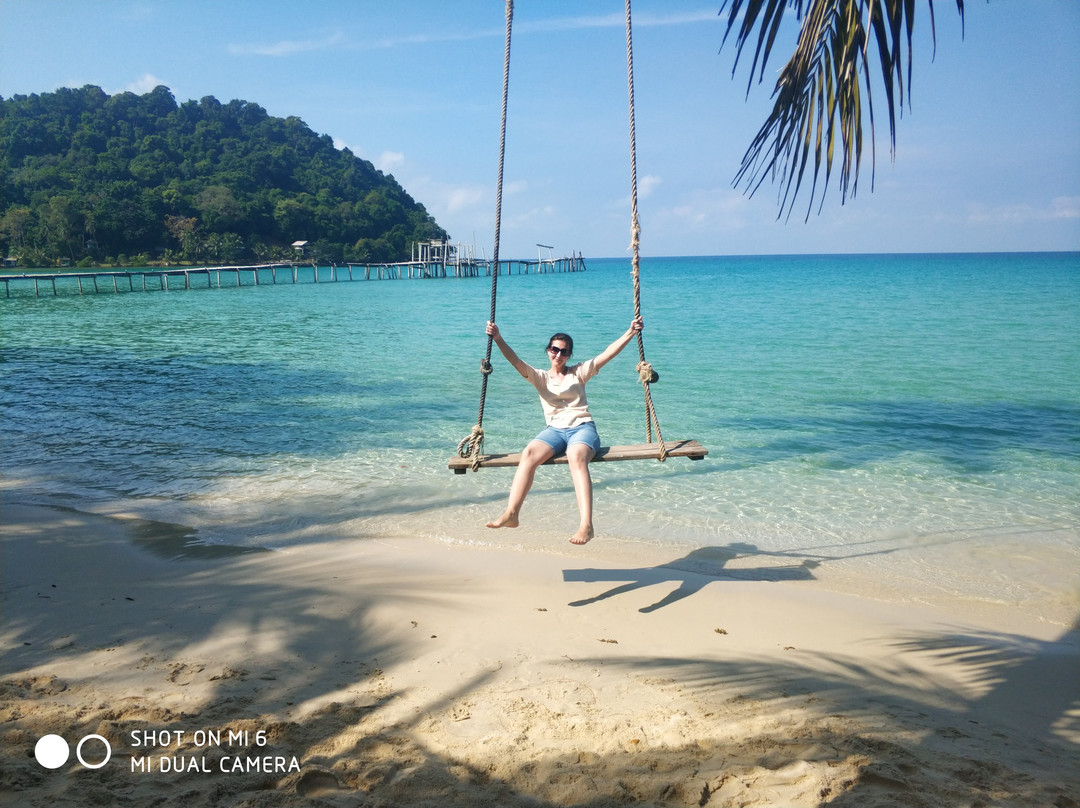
0, 85, 447, 267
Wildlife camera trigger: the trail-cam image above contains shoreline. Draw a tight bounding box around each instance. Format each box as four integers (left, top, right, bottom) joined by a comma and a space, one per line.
10, 476, 1076, 639
2, 502, 1077, 807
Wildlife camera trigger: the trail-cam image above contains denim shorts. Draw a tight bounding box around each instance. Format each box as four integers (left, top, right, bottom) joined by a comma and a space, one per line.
533, 421, 601, 455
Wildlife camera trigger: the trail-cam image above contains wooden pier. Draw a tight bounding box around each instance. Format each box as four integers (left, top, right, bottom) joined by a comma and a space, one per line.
0, 253, 586, 298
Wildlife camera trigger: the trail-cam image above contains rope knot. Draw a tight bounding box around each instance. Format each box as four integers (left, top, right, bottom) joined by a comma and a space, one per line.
456, 424, 486, 470
636, 360, 659, 385
480, 358, 493, 376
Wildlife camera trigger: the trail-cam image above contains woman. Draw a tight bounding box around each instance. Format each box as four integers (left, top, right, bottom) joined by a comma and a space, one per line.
484, 315, 644, 545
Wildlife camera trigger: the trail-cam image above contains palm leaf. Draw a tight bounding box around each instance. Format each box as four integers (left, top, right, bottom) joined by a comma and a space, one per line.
720, 0, 965, 221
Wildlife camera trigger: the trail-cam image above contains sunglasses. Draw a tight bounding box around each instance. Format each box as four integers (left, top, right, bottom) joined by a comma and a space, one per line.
547, 345, 570, 357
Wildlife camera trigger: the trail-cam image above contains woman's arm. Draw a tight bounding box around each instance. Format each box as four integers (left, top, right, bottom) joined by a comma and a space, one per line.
593, 315, 644, 371
486, 321, 532, 378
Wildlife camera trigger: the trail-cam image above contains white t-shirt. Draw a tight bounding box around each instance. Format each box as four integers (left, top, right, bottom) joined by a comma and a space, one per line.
523, 358, 600, 428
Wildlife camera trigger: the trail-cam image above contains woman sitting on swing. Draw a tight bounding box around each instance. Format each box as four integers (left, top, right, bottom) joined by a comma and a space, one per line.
484, 315, 644, 545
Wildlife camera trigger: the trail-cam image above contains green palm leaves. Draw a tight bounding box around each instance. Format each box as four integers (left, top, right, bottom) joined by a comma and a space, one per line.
720, 0, 965, 220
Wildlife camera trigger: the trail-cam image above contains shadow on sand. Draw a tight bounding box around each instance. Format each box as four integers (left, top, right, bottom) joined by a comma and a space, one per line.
563, 544, 819, 612
2, 508, 1076, 807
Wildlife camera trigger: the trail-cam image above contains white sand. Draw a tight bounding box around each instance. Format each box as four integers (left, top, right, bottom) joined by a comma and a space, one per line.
2, 503, 1077, 807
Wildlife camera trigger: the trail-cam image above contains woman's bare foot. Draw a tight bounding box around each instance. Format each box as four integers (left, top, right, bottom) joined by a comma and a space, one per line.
486, 511, 519, 529
569, 525, 594, 545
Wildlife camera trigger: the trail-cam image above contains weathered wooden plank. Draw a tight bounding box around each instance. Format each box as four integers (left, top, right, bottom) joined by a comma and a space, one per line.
449, 439, 707, 473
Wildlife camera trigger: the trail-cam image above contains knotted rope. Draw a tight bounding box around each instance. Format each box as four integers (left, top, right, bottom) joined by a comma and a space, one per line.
636, 360, 658, 385
625, 0, 667, 461
458, 0, 513, 471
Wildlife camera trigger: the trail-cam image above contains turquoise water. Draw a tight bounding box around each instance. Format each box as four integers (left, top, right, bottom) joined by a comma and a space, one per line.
2, 253, 1078, 626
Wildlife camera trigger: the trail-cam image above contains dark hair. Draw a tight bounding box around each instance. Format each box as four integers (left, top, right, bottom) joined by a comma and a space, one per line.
547, 332, 573, 357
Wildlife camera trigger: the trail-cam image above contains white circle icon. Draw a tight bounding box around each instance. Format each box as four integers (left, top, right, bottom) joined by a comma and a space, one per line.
76, 734, 112, 769
34, 734, 70, 769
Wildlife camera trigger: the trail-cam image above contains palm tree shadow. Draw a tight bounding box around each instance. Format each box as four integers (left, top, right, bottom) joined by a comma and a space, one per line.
890, 619, 1080, 744
563, 543, 820, 612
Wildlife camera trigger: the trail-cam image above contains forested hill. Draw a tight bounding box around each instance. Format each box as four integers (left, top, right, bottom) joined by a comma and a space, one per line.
0, 85, 447, 267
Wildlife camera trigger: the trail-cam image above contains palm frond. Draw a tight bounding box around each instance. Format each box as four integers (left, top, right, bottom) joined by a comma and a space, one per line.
720, 0, 964, 221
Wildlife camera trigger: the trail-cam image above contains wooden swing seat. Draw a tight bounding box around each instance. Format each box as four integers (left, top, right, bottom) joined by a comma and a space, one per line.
449, 439, 707, 473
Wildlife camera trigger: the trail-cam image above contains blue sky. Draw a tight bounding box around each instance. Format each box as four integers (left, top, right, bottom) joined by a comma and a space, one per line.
2, 1, 1078, 258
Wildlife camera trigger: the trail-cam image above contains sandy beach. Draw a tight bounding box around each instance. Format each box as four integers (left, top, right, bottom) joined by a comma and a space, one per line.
1, 502, 1077, 807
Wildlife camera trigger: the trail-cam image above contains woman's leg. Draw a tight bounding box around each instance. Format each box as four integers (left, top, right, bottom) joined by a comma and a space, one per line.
486, 440, 554, 528
566, 442, 596, 544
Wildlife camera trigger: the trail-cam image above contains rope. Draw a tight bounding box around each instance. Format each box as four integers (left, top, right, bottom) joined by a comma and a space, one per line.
458, 0, 668, 467
459, 0, 514, 471
624, 0, 667, 461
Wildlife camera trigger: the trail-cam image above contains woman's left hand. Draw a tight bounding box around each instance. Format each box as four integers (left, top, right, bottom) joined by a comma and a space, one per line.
630, 315, 644, 333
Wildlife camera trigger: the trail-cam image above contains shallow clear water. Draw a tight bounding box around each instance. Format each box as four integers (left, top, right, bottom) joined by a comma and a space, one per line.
3, 253, 1078, 626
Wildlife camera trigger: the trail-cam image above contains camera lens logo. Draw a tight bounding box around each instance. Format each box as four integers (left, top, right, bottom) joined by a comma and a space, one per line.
34, 734, 112, 770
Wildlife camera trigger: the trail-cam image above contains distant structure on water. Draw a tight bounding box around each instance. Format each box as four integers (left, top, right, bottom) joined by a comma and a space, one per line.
0, 239, 586, 298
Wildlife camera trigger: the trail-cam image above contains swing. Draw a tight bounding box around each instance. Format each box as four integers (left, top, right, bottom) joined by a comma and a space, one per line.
449, 0, 707, 475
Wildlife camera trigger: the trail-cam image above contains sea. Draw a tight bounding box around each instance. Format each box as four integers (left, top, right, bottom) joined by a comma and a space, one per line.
2, 253, 1078, 630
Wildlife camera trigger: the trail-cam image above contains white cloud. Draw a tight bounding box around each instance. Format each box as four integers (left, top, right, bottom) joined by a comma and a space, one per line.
228, 32, 345, 57
964, 196, 1080, 225
376, 151, 405, 173
317, 9, 719, 53
614, 174, 663, 207
638, 174, 662, 199
653, 187, 751, 233
508, 205, 559, 232
518, 9, 719, 35
446, 185, 487, 214
361, 29, 501, 50
1051, 195, 1080, 220
402, 175, 489, 225
332, 139, 402, 174
119, 73, 168, 95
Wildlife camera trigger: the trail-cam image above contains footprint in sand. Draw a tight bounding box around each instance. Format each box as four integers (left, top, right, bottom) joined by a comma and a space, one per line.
295, 769, 345, 797
167, 662, 206, 686
6, 674, 67, 696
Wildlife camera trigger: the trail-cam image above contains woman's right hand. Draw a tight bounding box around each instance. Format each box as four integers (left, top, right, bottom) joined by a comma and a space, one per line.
486, 321, 500, 339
